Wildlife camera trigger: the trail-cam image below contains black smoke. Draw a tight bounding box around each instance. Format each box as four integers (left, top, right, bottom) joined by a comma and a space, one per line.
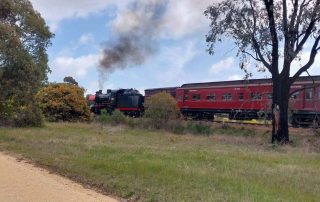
98, 0, 168, 89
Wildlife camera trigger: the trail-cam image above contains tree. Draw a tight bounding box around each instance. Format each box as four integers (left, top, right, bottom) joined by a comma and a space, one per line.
63, 76, 78, 86
36, 83, 91, 122
205, 0, 320, 143
0, 0, 52, 126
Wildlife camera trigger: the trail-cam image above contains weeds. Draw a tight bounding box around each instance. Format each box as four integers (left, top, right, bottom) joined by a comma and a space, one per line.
97, 109, 128, 126
0, 122, 319, 201
97, 111, 263, 137
217, 124, 257, 136
313, 128, 320, 137
185, 122, 212, 135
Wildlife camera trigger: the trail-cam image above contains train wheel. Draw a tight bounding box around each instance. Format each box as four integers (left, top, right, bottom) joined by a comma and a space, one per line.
290, 115, 300, 128
207, 114, 214, 122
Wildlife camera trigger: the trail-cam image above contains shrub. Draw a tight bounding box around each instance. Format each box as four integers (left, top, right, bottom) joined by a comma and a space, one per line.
13, 104, 43, 127
0, 98, 14, 126
110, 109, 127, 125
98, 109, 111, 124
186, 122, 212, 135
36, 83, 91, 122
98, 109, 127, 126
0, 97, 43, 127
144, 92, 180, 129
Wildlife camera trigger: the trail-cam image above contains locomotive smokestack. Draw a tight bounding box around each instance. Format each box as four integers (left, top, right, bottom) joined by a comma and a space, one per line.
98, 0, 168, 89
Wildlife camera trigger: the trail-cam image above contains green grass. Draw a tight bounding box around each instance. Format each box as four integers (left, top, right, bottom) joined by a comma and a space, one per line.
0, 122, 319, 201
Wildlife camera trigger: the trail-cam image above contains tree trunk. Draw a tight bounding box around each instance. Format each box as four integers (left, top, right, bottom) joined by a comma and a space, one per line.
271, 76, 290, 144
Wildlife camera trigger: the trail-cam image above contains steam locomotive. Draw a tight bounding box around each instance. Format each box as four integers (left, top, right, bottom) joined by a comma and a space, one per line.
89, 89, 144, 116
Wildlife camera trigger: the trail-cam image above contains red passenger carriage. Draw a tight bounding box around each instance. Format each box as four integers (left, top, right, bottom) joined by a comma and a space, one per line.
145, 76, 320, 126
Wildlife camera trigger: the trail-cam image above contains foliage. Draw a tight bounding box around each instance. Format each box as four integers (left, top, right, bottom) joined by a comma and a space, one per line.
121, 117, 213, 136
186, 121, 212, 135
36, 83, 91, 122
162, 120, 213, 135
63, 76, 78, 86
13, 104, 44, 127
205, 0, 320, 143
98, 109, 111, 124
98, 109, 127, 126
110, 109, 128, 125
0, 0, 53, 126
144, 92, 180, 128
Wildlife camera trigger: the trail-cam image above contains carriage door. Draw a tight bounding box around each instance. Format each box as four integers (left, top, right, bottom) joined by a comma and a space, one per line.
183, 89, 189, 107
304, 86, 315, 110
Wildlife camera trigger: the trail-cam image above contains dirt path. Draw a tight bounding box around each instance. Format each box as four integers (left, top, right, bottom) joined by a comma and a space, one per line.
0, 152, 118, 202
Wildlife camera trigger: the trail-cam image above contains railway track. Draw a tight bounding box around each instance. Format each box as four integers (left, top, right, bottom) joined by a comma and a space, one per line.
212, 117, 318, 128
213, 117, 271, 126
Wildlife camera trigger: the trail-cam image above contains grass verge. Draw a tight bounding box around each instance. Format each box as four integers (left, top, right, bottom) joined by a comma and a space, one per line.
0, 122, 319, 201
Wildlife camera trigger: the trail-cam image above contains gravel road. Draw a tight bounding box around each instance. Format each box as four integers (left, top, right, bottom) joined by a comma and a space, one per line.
0, 152, 118, 202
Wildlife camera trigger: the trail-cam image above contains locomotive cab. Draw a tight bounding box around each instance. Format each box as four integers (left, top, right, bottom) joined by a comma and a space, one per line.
116, 89, 144, 116
91, 88, 144, 116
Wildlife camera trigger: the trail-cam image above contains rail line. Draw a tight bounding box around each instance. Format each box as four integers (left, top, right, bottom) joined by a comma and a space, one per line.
211, 117, 318, 128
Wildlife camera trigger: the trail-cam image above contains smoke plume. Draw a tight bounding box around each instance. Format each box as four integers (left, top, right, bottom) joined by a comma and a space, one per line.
98, 0, 168, 89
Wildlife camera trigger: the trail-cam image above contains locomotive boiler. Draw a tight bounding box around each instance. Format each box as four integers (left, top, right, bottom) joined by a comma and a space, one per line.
90, 89, 144, 116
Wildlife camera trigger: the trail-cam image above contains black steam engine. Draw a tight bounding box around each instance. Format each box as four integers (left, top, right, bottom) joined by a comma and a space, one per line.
90, 89, 144, 116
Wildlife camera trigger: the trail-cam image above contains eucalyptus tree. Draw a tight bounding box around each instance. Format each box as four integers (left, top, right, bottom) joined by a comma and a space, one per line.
0, 0, 52, 126
63, 76, 79, 86
205, 0, 320, 143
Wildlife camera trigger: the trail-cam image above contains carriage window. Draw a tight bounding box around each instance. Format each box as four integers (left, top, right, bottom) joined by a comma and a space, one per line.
206, 93, 215, 101
177, 96, 182, 101
238, 93, 244, 100
223, 93, 232, 101
251, 93, 262, 100
305, 89, 313, 99
184, 94, 189, 100
266, 93, 273, 99
291, 92, 299, 99
192, 94, 201, 101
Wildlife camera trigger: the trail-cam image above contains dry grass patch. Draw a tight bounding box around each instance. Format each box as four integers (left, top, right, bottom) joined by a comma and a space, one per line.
0, 122, 319, 201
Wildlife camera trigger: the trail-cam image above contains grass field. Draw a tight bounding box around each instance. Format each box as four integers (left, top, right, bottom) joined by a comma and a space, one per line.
0, 122, 319, 201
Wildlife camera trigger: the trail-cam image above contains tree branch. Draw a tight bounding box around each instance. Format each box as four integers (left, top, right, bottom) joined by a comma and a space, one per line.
282, 0, 289, 37
248, 0, 272, 71
293, 0, 320, 57
289, 83, 320, 97
241, 49, 261, 61
294, 0, 313, 48
252, 37, 272, 71
288, 0, 299, 34
263, 0, 279, 74
289, 70, 320, 96
290, 35, 320, 84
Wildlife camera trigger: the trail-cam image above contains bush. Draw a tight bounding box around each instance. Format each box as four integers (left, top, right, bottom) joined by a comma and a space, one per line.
186, 122, 212, 135
144, 92, 180, 129
98, 109, 127, 126
0, 98, 14, 126
13, 104, 44, 127
36, 83, 91, 122
98, 109, 111, 124
110, 109, 127, 125
0, 97, 43, 127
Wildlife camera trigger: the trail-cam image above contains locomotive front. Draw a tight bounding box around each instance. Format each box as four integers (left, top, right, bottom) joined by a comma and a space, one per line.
90, 89, 144, 116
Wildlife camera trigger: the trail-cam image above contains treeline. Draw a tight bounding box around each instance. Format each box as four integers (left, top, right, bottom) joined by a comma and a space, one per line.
0, 0, 92, 127
0, 0, 52, 127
